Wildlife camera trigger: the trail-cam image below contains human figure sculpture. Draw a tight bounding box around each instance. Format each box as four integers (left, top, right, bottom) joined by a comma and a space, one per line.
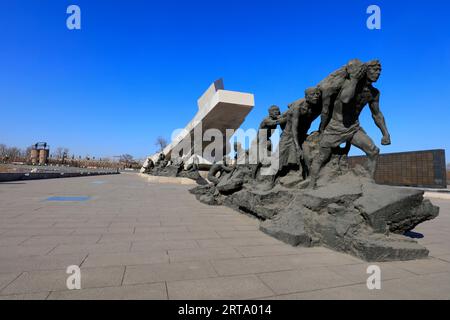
251, 105, 283, 178
259, 105, 283, 135
185, 154, 200, 172
171, 156, 184, 167
316, 60, 358, 133
155, 153, 168, 168
279, 87, 322, 177
233, 141, 248, 165
308, 59, 391, 188
189, 59, 440, 263
143, 158, 154, 173
207, 156, 234, 185
258, 105, 283, 153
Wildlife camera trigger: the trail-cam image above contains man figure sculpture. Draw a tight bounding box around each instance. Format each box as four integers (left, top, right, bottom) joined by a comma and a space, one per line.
155, 153, 168, 168
207, 156, 233, 185
251, 105, 283, 178
258, 105, 283, 152
185, 154, 200, 172
309, 59, 391, 188
279, 87, 322, 176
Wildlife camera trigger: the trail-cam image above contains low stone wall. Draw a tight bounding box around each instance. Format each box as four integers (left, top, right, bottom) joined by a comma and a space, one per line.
348, 149, 447, 188
0, 171, 119, 182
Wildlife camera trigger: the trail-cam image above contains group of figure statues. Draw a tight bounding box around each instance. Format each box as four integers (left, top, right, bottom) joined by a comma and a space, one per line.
143, 152, 206, 184
207, 58, 391, 191
144, 58, 390, 192
148, 59, 439, 261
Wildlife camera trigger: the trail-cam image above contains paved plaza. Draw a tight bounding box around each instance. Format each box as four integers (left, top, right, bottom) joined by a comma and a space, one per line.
0, 173, 449, 299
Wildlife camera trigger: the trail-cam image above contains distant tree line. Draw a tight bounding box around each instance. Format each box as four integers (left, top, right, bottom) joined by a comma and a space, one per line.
0, 143, 141, 169
0, 143, 30, 162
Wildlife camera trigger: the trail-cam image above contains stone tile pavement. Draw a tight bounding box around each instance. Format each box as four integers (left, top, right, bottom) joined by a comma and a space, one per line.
0, 173, 449, 299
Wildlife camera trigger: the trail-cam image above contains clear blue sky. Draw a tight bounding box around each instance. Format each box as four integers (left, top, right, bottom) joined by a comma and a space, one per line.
1, 0, 449, 160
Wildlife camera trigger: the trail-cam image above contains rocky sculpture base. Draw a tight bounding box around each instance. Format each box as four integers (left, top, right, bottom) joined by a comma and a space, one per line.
190, 161, 439, 262
146, 164, 207, 185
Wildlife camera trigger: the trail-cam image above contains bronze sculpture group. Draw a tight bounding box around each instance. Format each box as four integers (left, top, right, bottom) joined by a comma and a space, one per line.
236, 58, 391, 190
189, 59, 439, 262
145, 59, 439, 261
143, 152, 207, 184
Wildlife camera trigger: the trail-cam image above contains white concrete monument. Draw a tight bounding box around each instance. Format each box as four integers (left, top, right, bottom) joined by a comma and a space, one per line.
141, 79, 254, 172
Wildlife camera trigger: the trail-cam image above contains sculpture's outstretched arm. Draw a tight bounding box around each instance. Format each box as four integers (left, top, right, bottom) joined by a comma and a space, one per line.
222, 165, 234, 173
291, 107, 303, 161
259, 117, 278, 129
278, 112, 288, 125
277, 112, 288, 130
369, 89, 391, 145
319, 94, 331, 132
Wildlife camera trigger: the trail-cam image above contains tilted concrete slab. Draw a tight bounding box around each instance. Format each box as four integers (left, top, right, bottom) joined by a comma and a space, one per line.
142, 79, 254, 171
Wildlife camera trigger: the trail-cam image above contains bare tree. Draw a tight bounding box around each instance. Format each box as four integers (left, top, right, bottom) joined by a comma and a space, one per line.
6, 147, 22, 161
54, 147, 69, 159
119, 154, 135, 168
24, 146, 33, 159
0, 144, 7, 157
155, 136, 168, 152
119, 154, 134, 163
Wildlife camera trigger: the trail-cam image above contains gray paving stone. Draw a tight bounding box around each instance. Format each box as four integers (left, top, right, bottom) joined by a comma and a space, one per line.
167, 275, 274, 300
211, 256, 303, 276
0, 245, 55, 258
50, 242, 132, 255
273, 272, 450, 300
217, 230, 265, 238
211, 253, 359, 277
21, 235, 101, 246
82, 251, 169, 268
2, 228, 75, 237
388, 272, 450, 299
186, 225, 237, 232
438, 255, 450, 263
98, 233, 165, 243
0, 273, 20, 291
72, 227, 134, 235
131, 239, 199, 252
233, 225, 259, 231
134, 226, 188, 234
0, 236, 30, 246
258, 267, 356, 295
48, 283, 167, 300
168, 247, 242, 263
0, 253, 87, 273
124, 261, 218, 285
1, 173, 449, 299
234, 244, 308, 258
390, 258, 450, 275
326, 263, 416, 282
196, 237, 281, 248
164, 231, 221, 241
424, 242, 450, 257
110, 221, 160, 228
1, 266, 124, 295
0, 292, 50, 300
264, 284, 390, 300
